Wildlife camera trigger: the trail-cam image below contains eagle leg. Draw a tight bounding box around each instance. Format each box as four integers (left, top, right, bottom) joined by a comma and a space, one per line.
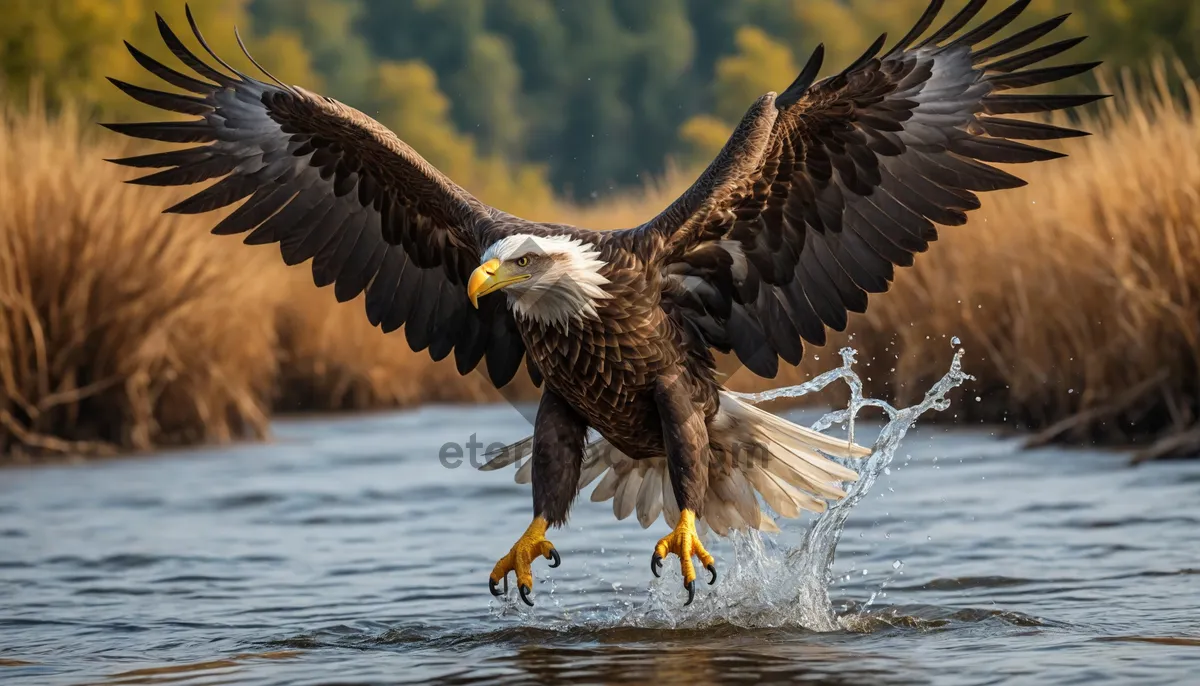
488, 517, 560, 606
652, 510, 717, 605
652, 372, 718, 604
488, 389, 585, 606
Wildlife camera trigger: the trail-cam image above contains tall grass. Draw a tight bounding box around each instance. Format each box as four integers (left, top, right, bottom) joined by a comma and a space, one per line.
3, 65, 1199, 460
0, 104, 280, 458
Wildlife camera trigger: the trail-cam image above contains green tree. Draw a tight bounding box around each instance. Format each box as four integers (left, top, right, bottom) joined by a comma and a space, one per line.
250, 0, 372, 104
0, 0, 325, 118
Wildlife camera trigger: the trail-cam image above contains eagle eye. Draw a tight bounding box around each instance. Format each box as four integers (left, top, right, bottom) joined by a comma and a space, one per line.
515, 255, 530, 268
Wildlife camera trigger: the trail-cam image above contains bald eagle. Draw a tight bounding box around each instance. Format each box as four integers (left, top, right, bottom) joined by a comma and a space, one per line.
105, 1, 1102, 606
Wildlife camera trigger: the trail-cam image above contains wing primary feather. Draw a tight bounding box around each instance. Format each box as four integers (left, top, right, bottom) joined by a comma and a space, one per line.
127, 155, 242, 186
164, 172, 260, 214
123, 41, 214, 94
184, 4, 250, 81
106, 146, 213, 169
234, 25, 293, 92
105, 78, 212, 115
946, 0, 1031, 51
914, 150, 1027, 191
212, 184, 295, 236
100, 121, 215, 144
918, 0, 989, 48
777, 44, 825, 108
975, 116, 1089, 140
154, 12, 236, 86
841, 33, 888, 76
246, 187, 321, 242
949, 136, 1066, 163
984, 93, 1109, 114
986, 62, 1102, 91
984, 36, 1087, 73
886, 0, 945, 56
971, 14, 1070, 63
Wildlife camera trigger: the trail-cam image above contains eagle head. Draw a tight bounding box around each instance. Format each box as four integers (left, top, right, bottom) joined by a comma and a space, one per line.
468, 233, 612, 328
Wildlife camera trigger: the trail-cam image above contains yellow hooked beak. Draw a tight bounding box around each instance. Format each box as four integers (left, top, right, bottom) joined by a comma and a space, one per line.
467, 258, 530, 308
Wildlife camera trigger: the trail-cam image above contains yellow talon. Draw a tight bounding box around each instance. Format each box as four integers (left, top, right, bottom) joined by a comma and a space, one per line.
489, 516, 560, 606
651, 509, 716, 605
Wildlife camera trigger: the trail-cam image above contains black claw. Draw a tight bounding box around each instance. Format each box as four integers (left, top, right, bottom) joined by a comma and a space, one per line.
706, 563, 718, 585
518, 584, 534, 607
684, 579, 696, 606
489, 576, 503, 597
651, 553, 663, 578
547, 548, 561, 568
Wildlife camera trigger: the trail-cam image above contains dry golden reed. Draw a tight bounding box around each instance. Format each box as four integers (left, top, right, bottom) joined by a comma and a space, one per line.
2, 64, 1199, 459
0, 103, 279, 458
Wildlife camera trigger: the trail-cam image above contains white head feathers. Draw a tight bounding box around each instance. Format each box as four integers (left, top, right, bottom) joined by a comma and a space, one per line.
480, 234, 612, 329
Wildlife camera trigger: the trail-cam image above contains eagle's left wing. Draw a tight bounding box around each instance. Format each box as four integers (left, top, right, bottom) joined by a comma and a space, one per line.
101, 7, 536, 387
629, 0, 1104, 378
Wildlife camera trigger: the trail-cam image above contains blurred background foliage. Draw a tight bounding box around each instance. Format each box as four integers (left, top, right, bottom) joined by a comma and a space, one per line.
1, 0, 1197, 207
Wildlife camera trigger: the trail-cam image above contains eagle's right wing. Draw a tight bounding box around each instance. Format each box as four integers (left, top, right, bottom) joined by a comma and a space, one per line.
632, 0, 1104, 378
103, 6, 534, 387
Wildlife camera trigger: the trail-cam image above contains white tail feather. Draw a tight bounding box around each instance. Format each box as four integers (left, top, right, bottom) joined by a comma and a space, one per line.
477, 389, 871, 536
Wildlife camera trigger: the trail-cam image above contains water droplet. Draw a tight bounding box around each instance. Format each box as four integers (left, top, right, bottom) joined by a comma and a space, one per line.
862, 569, 869, 576
611, 582, 622, 591
951, 336, 961, 346
892, 560, 903, 570
975, 396, 982, 402
883, 467, 891, 475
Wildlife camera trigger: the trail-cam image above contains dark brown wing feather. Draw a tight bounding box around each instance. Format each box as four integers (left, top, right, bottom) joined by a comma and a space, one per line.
630, 0, 1105, 377
102, 6, 533, 387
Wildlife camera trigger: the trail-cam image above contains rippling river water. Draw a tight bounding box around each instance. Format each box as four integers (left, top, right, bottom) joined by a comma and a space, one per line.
3, 401, 1199, 685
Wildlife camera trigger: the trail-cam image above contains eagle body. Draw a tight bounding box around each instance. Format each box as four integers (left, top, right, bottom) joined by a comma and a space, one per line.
513, 234, 717, 460
106, 1, 1105, 605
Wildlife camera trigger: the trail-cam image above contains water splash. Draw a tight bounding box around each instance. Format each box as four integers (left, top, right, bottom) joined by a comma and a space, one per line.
735, 347, 971, 630
644, 347, 969, 631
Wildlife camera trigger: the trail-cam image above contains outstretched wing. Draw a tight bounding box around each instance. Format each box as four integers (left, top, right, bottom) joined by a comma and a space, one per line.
102, 6, 532, 387
633, 0, 1104, 377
